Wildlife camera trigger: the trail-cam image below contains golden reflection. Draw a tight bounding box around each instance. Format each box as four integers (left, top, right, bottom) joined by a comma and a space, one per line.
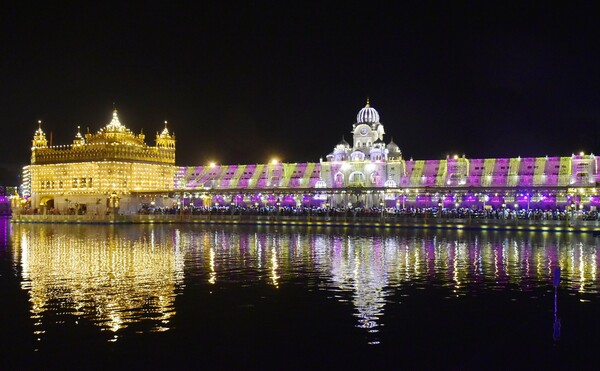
208, 247, 216, 284
579, 243, 586, 293
12, 224, 184, 336
270, 246, 280, 287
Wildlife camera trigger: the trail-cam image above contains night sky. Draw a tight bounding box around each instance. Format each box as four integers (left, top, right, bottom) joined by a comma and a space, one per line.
1, 1, 599, 185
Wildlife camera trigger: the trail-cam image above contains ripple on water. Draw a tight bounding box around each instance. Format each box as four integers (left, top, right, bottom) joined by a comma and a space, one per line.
5, 224, 600, 368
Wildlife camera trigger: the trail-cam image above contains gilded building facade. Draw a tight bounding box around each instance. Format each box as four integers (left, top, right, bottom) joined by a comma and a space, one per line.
24, 110, 176, 214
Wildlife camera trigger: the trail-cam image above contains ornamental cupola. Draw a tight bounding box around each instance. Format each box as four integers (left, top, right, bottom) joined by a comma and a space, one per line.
72, 126, 85, 146
87, 109, 146, 146
336, 136, 350, 149
156, 121, 176, 149
32, 121, 48, 148
386, 137, 402, 160
352, 98, 385, 150
356, 98, 380, 124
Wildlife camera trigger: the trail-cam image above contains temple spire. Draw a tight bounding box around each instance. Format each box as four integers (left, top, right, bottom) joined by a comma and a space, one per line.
366, 97, 370, 107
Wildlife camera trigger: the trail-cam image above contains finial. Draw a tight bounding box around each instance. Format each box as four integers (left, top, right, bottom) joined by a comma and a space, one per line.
164, 120, 168, 128
37, 120, 42, 130
366, 97, 370, 107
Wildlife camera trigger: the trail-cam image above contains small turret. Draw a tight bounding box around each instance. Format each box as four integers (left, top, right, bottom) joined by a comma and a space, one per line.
73, 126, 85, 146
156, 121, 176, 149
32, 121, 48, 148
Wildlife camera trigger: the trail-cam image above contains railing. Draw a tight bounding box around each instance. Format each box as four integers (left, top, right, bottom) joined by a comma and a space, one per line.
11, 213, 600, 230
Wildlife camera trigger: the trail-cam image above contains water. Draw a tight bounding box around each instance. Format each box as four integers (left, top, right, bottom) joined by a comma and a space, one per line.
1, 217, 600, 369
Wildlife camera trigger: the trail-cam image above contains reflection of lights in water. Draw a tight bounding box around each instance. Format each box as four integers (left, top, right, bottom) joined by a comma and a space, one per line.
592, 249, 597, 282
209, 247, 216, 284
256, 233, 262, 269
494, 245, 499, 280
270, 246, 279, 287
512, 241, 519, 277
453, 242, 459, 288
579, 243, 585, 293
14, 225, 185, 339
538, 250, 544, 279
11, 226, 600, 346
0, 217, 11, 248
328, 236, 388, 338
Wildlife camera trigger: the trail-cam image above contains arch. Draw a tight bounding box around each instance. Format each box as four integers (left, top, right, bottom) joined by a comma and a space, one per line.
351, 151, 365, 161
370, 171, 381, 186
39, 196, 54, 209
334, 172, 345, 187
349, 171, 366, 187
39, 196, 53, 205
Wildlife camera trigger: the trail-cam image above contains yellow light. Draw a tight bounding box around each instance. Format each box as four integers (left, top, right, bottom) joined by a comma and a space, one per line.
580, 151, 584, 156
271, 158, 279, 165
453, 155, 458, 160
209, 162, 216, 168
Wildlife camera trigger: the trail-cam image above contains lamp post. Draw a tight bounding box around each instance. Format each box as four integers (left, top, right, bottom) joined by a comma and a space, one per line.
347, 202, 352, 221
276, 199, 281, 218
438, 201, 443, 219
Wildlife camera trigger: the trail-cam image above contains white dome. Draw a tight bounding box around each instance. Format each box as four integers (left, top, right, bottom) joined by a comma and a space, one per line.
356, 99, 380, 123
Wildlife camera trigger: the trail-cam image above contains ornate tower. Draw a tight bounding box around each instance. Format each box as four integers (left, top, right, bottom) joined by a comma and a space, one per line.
32, 121, 48, 148
72, 126, 85, 146
156, 121, 176, 149
31, 121, 48, 164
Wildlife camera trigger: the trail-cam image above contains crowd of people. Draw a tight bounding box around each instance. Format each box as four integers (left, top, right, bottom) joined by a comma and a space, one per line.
137, 204, 600, 221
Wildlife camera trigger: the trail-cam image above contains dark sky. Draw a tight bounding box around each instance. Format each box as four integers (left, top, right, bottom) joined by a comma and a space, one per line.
1, 1, 599, 185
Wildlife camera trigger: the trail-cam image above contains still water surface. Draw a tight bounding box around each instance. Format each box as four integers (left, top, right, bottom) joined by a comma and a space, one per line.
1, 218, 600, 369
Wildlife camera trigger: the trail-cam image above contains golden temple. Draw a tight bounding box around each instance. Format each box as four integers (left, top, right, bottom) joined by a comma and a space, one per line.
24, 109, 177, 214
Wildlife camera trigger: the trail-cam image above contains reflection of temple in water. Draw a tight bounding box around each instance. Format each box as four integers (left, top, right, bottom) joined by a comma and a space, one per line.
197, 228, 600, 336
11, 224, 185, 336
325, 234, 389, 336
0, 217, 10, 249
9, 224, 600, 343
